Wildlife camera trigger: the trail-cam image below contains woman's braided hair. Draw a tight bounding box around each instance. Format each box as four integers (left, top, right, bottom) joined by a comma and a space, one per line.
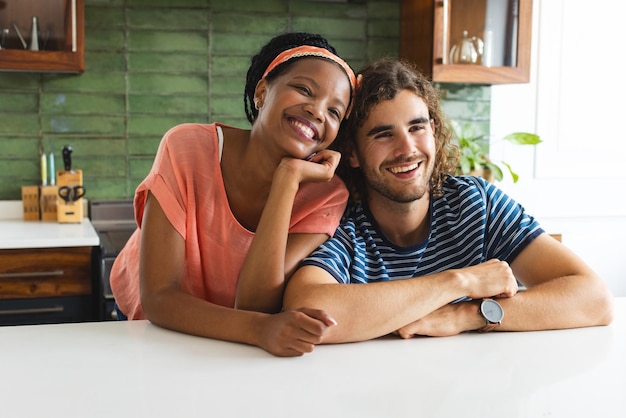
244, 32, 338, 125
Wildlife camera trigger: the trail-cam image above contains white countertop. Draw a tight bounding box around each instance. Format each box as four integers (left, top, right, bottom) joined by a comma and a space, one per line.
0, 201, 99, 249
1, 298, 624, 418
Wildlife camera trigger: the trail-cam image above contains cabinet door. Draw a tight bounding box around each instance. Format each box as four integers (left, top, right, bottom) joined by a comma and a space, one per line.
0, 0, 84, 73
401, 0, 532, 84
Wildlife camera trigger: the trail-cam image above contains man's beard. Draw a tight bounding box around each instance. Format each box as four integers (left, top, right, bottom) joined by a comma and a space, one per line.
361, 163, 433, 204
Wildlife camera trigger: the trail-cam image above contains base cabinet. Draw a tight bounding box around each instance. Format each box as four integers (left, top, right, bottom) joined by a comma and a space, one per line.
0, 246, 97, 325
0, 296, 93, 326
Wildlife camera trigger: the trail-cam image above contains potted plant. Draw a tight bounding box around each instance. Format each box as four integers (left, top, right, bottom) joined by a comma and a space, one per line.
451, 120, 542, 183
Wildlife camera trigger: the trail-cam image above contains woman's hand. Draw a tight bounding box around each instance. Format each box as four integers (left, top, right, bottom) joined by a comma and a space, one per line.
277, 149, 341, 185
255, 308, 337, 357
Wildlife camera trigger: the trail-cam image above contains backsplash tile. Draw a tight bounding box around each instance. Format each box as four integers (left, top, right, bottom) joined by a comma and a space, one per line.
128, 115, 205, 137
85, 51, 127, 71
3, 138, 40, 158
127, 9, 209, 30
0, 0, 487, 201
129, 31, 208, 53
211, 14, 288, 34
292, 17, 366, 39
128, 52, 208, 73
129, 95, 208, 115
0, 73, 39, 90
85, 28, 126, 50
0, 93, 38, 113
40, 93, 126, 114
42, 72, 126, 94
0, 115, 40, 136
42, 115, 126, 135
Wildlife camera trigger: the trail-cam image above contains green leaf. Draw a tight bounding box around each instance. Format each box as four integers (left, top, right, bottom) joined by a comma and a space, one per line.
459, 158, 471, 174
451, 121, 541, 183
502, 132, 542, 145
485, 162, 503, 182
501, 161, 519, 183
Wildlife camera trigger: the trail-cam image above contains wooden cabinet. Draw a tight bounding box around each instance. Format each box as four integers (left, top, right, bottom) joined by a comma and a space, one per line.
0, 246, 96, 325
0, 0, 84, 73
400, 0, 532, 84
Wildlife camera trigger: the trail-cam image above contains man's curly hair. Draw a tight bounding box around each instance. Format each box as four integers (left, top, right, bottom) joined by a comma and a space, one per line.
332, 58, 459, 202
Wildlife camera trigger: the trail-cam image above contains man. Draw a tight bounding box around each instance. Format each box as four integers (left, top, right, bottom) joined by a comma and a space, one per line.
283, 58, 613, 343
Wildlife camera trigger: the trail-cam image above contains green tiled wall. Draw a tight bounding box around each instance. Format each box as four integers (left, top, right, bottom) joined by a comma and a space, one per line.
0, 0, 489, 201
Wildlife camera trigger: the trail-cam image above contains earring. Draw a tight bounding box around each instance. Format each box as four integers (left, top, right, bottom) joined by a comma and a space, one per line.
254, 99, 261, 110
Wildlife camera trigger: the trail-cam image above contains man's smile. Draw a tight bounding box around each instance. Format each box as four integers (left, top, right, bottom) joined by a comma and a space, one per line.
388, 162, 419, 174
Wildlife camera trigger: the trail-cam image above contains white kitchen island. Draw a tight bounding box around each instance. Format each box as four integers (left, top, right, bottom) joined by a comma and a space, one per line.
1, 298, 624, 418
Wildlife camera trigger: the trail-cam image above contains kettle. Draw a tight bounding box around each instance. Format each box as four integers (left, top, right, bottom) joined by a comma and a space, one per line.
449, 30, 484, 65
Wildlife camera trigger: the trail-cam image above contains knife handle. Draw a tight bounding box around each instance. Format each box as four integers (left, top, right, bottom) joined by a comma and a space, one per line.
62, 145, 73, 172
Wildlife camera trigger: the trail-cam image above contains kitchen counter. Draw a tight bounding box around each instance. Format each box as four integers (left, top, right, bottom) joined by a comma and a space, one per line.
1, 298, 624, 418
0, 200, 99, 249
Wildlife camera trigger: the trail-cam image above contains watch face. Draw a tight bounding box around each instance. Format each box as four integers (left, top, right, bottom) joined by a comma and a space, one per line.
481, 299, 504, 323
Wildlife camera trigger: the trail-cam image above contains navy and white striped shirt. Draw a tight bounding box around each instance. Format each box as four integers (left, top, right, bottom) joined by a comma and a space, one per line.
301, 175, 544, 285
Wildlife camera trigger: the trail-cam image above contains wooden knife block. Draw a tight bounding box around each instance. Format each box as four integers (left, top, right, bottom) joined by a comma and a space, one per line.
40, 186, 59, 221
21, 185, 59, 221
57, 169, 84, 223
21, 185, 40, 221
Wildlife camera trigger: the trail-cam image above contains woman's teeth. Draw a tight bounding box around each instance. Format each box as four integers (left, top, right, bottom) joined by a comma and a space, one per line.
292, 120, 315, 140
389, 163, 418, 174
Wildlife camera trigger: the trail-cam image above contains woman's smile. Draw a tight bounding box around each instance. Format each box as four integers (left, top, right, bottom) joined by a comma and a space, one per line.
289, 117, 318, 142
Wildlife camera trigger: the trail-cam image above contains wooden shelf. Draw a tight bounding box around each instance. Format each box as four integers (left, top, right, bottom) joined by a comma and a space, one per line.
0, 0, 84, 73
401, 0, 533, 85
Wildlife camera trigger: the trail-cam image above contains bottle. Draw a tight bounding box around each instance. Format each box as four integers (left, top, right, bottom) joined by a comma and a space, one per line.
29, 16, 39, 51
49, 152, 56, 186
40, 153, 47, 186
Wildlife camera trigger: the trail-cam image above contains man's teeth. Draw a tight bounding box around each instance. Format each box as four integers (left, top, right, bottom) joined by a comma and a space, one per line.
389, 163, 418, 174
292, 120, 314, 139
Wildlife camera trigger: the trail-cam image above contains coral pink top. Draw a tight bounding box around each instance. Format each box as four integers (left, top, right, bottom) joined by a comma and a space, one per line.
110, 123, 348, 319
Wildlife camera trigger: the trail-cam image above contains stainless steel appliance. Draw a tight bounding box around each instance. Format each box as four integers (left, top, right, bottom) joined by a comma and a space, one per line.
89, 200, 135, 320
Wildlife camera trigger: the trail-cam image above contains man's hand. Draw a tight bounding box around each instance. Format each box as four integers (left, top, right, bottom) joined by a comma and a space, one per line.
460, 259, 519, 300
396, 259, 519, 338
395, 301, 481, 338
255, 308, 337, 357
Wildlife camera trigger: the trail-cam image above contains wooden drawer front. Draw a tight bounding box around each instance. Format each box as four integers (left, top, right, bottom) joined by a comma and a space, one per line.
0, 247, 92, 299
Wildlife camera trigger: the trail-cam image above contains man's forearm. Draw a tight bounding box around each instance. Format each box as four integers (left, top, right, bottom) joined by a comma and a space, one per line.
496, 274, 613, 331
393, 272, 614, 338
284, 267, 467, 343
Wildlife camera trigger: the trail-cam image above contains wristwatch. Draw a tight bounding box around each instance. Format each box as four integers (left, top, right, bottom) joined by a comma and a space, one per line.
478, 298, 504, 332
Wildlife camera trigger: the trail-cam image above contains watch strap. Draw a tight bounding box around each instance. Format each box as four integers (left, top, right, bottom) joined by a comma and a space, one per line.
478, 321, 500, 333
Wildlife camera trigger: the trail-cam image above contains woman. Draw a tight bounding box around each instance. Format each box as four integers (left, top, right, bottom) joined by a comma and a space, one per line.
110, 32, 356, 357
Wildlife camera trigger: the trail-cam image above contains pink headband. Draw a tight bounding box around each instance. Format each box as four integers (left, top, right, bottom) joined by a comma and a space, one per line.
262, 45, 357, 117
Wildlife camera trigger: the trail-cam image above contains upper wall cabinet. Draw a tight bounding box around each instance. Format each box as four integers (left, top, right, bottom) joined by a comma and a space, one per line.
400, 0, 532, 84
0, 0, 84, 73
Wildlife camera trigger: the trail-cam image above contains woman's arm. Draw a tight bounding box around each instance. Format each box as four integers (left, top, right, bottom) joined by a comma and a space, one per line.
139, 191, 335, 357
235, 150, 341, 313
